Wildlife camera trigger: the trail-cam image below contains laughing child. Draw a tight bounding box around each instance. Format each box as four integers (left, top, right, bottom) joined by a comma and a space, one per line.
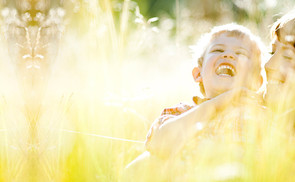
265, 10, 295, 112
124, 23, 266, 181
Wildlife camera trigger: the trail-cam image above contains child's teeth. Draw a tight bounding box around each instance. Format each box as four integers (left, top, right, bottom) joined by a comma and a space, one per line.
268, 80, 282, 85
216, 65, 236, 76
218, 65, 234, 72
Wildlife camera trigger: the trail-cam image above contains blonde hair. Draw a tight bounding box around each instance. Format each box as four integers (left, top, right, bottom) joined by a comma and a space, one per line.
271, 10, 295, 45
191, 23, 266, 95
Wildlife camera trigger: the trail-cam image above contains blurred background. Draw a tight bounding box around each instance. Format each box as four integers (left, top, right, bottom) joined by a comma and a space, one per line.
0, 0, 295, 181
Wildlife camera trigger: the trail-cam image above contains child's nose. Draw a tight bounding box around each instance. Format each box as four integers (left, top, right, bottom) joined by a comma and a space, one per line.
265, 52, 280, 72
221, 51, 235, 60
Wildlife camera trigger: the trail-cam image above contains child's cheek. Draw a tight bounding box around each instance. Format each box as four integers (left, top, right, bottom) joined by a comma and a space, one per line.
202, 56, 216, 72
238, 55, 248, 63
280, 62, 294, 78
285, 67, 295, 84
237, 56, 250, 75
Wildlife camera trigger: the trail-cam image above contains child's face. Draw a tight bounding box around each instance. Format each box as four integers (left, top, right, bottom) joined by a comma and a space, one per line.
197, 33, 257, 98
265, 25, 295, 95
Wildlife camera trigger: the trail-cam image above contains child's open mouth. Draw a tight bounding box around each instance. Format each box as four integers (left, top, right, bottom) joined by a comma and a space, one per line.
267, 79, 285, 85
215, 63, 236, 77
266, 72, 286, 85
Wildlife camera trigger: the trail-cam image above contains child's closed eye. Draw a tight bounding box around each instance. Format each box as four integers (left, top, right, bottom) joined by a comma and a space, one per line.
283, 55, 292, 60
282, 55, 295, 68
210, 49, 224, 53
235, 50, 249, 59
235, 49, 249, 57
283, 49, 295, 61
236, 51, 248, 56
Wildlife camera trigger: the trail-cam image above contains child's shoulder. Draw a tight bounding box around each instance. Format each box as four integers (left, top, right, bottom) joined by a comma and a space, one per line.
160, 96, 209, 117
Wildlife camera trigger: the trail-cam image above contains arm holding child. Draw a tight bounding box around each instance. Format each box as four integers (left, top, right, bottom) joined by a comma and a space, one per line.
145, 87, 261, 159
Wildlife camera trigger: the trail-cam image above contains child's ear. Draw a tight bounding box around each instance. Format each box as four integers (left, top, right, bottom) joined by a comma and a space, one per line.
259, 75, 263, 87
252, 75, 264, 91
192, 67, 202, 83
257, 75, 263, 89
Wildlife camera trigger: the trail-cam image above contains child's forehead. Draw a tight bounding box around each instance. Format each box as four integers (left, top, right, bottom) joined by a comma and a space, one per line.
277, 22, 295, 46
212, 31, 250, 41
209, 32, 252, 47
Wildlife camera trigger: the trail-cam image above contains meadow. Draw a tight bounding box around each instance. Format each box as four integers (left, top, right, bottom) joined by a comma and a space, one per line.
0, 0, 295, 181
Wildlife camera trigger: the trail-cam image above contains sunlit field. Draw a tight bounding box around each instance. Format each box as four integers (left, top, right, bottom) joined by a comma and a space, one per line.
0, 0, 295, 181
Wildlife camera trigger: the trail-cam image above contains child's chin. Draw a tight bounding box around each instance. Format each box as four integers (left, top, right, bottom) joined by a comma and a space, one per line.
212, 85, 234, 96
215, 82, 234, 91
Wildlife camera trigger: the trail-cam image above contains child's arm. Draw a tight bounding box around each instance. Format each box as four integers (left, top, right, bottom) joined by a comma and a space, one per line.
145, 88, 252, 159
123, 88, 264, 181
122, 89, 243, 181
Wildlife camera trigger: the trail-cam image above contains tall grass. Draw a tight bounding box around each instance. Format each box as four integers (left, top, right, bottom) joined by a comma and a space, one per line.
0, 0, 295, 181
